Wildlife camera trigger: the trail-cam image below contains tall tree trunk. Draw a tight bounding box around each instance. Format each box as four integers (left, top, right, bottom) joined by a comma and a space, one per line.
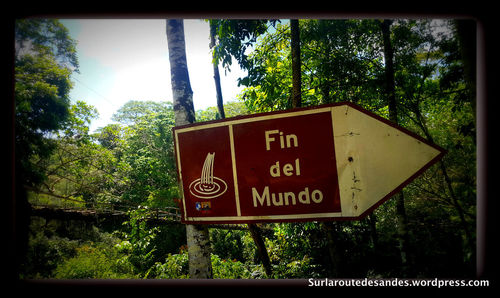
368, 214, 378, 251
248, 224, 273, 276
381, 20, 397, 123
166, 19, 212, 279
291, 18, 345, 277
380, 19, 411, 274
213, 64, 225, 119
209, 23, 225, 119
290, 19, 302, 108
321, 222, 342, 277
209, 23, 271, 275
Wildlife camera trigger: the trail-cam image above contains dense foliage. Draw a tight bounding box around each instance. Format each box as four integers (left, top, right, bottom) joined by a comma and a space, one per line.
17, 18, 476, 279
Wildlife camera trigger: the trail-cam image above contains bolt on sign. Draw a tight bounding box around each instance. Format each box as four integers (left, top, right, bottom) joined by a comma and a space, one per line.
173, 102, 445, 224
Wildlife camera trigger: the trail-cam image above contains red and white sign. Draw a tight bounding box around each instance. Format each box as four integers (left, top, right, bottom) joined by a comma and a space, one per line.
173, 102, 445, 224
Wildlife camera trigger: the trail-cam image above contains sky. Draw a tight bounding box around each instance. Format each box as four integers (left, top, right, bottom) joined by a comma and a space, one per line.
60, 19, 246, 132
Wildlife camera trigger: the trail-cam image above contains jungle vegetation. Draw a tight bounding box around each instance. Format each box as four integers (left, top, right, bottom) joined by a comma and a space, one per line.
14, 18, 476, 279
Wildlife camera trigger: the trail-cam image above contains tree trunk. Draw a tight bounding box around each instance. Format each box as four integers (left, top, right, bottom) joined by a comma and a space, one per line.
185, 224, 213, 278
292, 19, 344, 278
167, 19, 196, 126
380, 20, 397, 123
209, 22, 272, 276
290, 19, 302, 108
209, 24, 225, 119
368, 214, 378, 251
248, 224, 273, 276
380, 19, 411, 274
213, 64, 225, 119
321, 221, 342, 277
166, 19, 213, 279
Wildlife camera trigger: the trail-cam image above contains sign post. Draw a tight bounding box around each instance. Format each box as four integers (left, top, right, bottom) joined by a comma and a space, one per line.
173, 102, 445, 224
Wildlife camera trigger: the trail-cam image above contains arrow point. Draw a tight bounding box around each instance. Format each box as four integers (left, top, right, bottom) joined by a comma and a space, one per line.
333, 104, 444, 218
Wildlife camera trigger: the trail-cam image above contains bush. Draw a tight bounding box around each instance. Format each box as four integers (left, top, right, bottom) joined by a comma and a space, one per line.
151, 252, 189, 279
53, 244, 135, 278
23, 230, 80, 278
211, 254, 252, 279
210, 229, 246, 262
151, 250, 255, 279
271, 255, 319, 278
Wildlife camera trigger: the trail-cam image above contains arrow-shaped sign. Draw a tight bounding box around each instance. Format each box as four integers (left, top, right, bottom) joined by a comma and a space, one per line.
173, 102, 445, 224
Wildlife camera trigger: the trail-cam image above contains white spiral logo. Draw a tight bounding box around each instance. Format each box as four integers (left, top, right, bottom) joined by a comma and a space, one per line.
189, 152, 228, 199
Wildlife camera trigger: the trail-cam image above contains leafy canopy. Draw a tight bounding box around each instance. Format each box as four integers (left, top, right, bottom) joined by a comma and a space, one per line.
15, 19, 79, 186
